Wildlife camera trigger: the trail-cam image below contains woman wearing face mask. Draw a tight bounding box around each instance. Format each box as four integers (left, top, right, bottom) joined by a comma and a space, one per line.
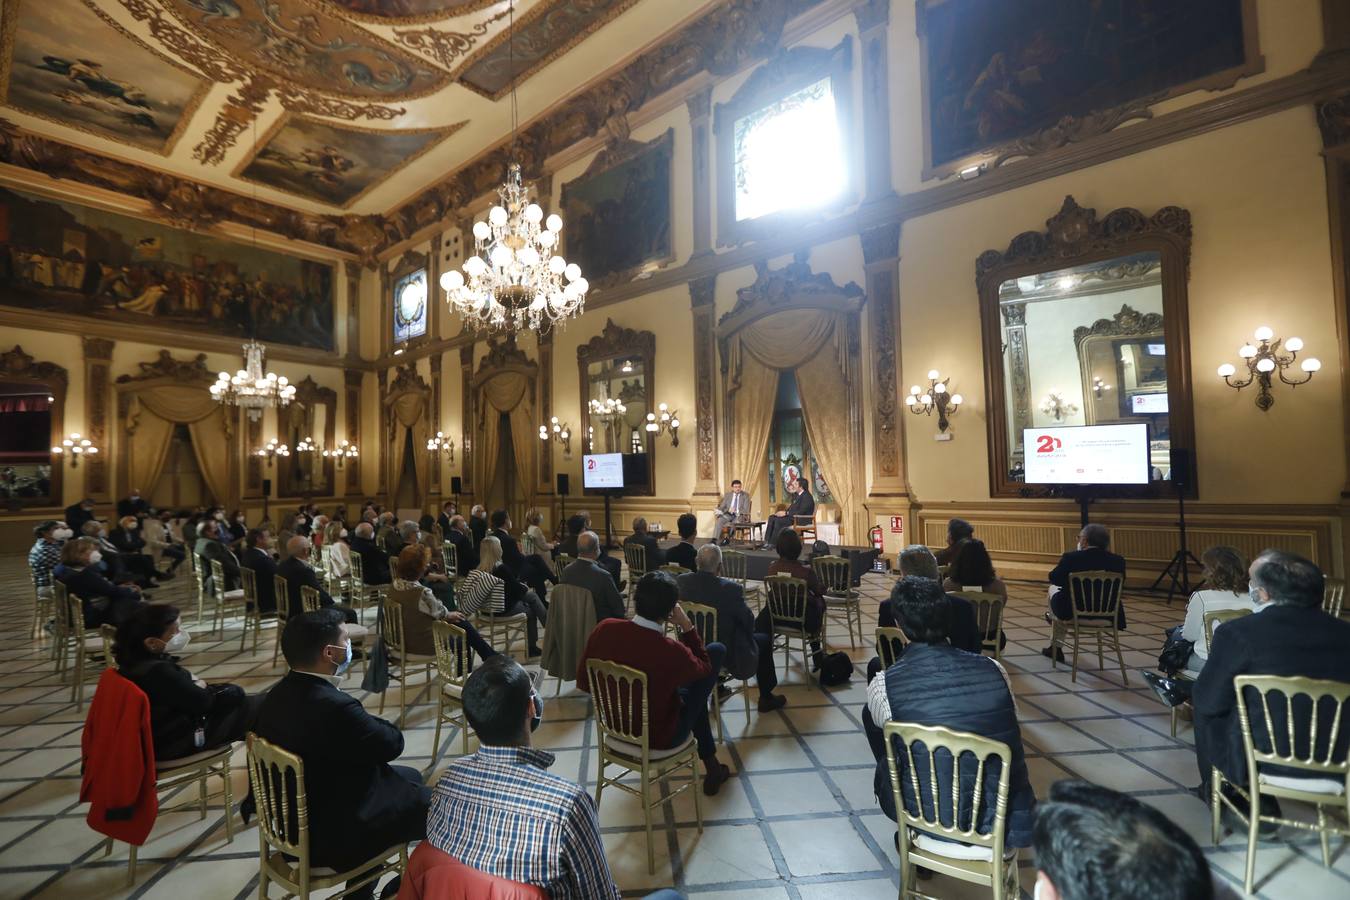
323, 519, 352, 582
226, 509, 248, 546
115, 604, 262, 760
28, 520, 71, 598
53, 537, 144, 626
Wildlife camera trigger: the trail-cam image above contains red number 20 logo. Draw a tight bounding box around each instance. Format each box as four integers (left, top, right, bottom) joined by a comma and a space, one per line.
1035, 435, 1063, 454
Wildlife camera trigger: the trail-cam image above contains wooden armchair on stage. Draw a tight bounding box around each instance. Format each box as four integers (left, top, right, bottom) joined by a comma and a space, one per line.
788, 514, 818, 544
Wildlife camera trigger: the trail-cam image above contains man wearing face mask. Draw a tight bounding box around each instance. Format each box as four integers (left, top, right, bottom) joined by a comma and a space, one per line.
28, 520, 70, 598
116, 488, 150, 522
115, 603, 261, 760
253, 609, 431, 900
64, 497, 98, 534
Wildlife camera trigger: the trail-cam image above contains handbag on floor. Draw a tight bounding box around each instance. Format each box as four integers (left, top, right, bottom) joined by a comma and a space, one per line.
1156, 625, 1194, 676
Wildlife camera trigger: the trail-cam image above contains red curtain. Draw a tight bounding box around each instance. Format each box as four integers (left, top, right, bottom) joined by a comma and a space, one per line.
0, 395, 51, 413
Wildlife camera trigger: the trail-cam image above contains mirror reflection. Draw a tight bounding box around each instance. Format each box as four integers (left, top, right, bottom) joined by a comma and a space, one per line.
999, 251, 1171, 482
0, 380, 54, 502
586, 356, 648, 454
283, 399, 330, 495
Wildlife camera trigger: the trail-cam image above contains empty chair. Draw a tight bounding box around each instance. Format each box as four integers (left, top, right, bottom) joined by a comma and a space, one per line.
431, 620, 475, 756
813, 554, 861, 649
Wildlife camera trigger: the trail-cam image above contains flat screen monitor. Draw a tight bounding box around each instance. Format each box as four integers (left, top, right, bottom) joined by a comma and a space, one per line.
622, 452, 650, 489
1130, 393, 1169, 414
1023, 423, 1150, 485
582, 453, 624, 490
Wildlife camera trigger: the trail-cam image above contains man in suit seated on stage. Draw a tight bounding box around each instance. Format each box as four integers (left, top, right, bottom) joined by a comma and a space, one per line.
1043, 523, 1127, 661
763, 476, 814, 548
253, 609, 430, 900
277, 535, 359, 624
678, 543, 786, 712
665, 514, 698, 572
239, 527, 279, 614
445, 514, 478, 576
623, 517, 664, 570
560, 531, 626, 622
713, 479, 752, 545
349, 522, 393, 586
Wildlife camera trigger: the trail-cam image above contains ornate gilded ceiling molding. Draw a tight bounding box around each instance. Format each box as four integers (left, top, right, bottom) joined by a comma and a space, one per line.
393, 8, 510, 69
989, 93, 1165, 169
194, 76, 273, 167
113, 0, 250, 83
116, 350, 213, 383
320, 0, 501, 26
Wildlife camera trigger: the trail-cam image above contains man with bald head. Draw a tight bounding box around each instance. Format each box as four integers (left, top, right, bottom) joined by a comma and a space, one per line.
349, 520, 393, 586
560, 531, 626, 622
276, 535, 359, 623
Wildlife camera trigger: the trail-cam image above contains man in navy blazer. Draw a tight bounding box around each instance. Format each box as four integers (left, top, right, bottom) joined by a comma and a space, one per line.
677, 543, 786, 712
1193, 550, 1350, 826
1047, 523, 1128, 628
239, 527, 279, 614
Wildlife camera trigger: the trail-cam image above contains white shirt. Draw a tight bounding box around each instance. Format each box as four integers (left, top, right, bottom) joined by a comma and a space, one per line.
867, 651, 1017, 724
1181, 589, 1259, 659
633, 615, 664, 634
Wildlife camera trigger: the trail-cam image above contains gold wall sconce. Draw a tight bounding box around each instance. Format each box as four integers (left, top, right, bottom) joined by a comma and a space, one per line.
906, 370, 963, 435
1217, 326, 1320, 410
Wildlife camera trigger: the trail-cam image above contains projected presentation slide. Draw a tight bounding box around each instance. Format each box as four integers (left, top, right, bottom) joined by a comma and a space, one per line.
583, 453, 624, 489
1023, 423, 1150, 485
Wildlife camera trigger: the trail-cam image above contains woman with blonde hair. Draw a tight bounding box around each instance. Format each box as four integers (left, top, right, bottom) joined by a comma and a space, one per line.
456, 535, 548, 657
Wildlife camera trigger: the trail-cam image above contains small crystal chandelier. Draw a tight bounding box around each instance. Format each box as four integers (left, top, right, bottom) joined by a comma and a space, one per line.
589, 396, 627, 421
209, 340, 296, 422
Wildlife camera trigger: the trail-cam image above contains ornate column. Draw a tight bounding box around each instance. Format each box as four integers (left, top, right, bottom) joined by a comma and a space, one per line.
1002, 303, 1031, 459
687, 87, 714, 259
537, 329, 554, 497
82, 337, 113, 501
376, 368, 389, 497
379, 266, 392, 357
854, 0, 896, 206
861, 223, 910, 526
430, 233, 444, 341
430, 353, 443, 496
459, 345, 475, 496
690, 274, 719, 497
344, 369, 362, 496
344, 261, 362, 361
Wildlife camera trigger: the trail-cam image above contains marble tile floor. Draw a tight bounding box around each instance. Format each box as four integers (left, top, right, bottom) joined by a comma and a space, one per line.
0, 555, 1345, 899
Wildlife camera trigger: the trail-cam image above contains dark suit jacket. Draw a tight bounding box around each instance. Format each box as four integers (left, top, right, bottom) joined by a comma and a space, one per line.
665, 541, 697, 572
1049, 546, 1128, 628
445, 529, 478, 576
253, 671, 427, 869
677, 570, 760, 680
436, 512, 454, 536
1194, 604, 1350, 781
350, 535, 392, 584
491, 528, 525, 576
623, 533, 664, 568
65, 503, 96, 534
117, 497, 150, 520
108, 526, 146, 555
787, 490, 816, 521
561, 558, 626, 622
276, 556, 333, 616
195, 538, 240, 592
240, 547, 279, 614
469, 516, 487, 549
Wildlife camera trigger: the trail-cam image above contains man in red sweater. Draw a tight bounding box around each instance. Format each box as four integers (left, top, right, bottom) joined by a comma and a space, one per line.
577, 571, 730, 795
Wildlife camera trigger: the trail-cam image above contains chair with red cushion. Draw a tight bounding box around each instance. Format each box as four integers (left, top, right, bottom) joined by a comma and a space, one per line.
396, 843, 548, 900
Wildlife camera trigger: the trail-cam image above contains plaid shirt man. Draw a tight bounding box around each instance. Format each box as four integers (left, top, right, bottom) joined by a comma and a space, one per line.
426, 745, 620, 899
28, 538, 62, 589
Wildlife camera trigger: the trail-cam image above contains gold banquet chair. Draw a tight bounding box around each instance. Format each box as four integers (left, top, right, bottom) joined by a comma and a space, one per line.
209, 559, 249, 638
238, 566, 272, 652
246, 733, 407, 900
432, 619, 476, 756
952, 591, 1006, 661
765, 574, 822, 688
664, 600, 749, 742
1324, 576, 1346, 618
1211, 675, 1350, 895
622, 543, 648, 611
52, 584, 115, 710
884, 721, 1019, 900
876, 626, 910, 670
1166, 606, 1254, 738
813, 554, 862, 649
587, 658, 703, 874
658, 563, 691, 577
722, 548, 762, 613
1048, 570, 1128, 685
29, 571, 53, 642
378, 601, 438, 728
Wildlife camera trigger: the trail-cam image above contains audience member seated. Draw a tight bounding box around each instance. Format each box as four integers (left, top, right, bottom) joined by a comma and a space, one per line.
560, 511, 622, 588
110, 515, 171, 583
1180, 546, 1257, 676
81, 520, 148, 589
1192, 550, 1350, 831
458, 536, 548, 657
665, 514, 698, 572
677, 543, 786, 712
115, 603, 262, 760
763, 476, 814, 547
64, 497, 97, 535
941, 539, 1007, 649
1033, 781, 1226, 900
54, 537, 144, 626
878, 546, 981, 655
277, 536, 359, 624
624, 517, 665, 569
933, 517, 975, 567
444, 515, 478, 576
253, 609, 430, 900
491, 509, 552, 599
143, 509, 186, 573
239, 528, 279, 614
522, 507, 556, 567
560, 531, 627, 622
765, 529, 826, 670
469, 505, 488, 549
436, 500, 456, 538
577, 572, 730, 795
862, 576, 1035, 847
324, 519, 352, 582
116, 488, 150, 521
225, 509, 247, 547
1044, 523, 1127, 661
713, 479, 751, 545
194, 520, 241, 593
390, 545, 496, 662
423, 656, 623, 899
350, 522, 393, 585
397, 520, 454, 608
376, 512, 399, 553
28, 520, 70, 597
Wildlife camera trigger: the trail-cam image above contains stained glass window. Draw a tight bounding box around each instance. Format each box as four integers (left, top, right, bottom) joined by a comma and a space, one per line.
393, 268, 428, 344
733, 77, 845, 222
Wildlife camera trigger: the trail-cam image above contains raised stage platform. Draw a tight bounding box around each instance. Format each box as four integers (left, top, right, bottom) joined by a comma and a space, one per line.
656, 539, 881, 586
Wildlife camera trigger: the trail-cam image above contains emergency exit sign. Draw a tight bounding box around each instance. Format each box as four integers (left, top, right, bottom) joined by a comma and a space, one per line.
889, 516, 904, 534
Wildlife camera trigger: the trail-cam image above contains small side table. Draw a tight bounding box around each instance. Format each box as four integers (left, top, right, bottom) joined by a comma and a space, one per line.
730, 521, 767, 544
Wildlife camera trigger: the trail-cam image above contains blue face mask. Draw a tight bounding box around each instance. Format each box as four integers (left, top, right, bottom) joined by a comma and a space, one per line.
329, 639, 353, 677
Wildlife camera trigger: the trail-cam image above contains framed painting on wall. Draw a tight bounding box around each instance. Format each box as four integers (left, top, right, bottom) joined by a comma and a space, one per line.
560, 128, 674, 287
917, 0, 1263, 179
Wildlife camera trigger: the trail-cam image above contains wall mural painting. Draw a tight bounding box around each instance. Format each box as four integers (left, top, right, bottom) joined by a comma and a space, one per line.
919, 0, 1257, 171
238, 116, 462, 208
164, 0, 448, 99
0, 0, 208, 154
561, 130, 673, 286
455, 0, 640, 99
0, 186, 335, 350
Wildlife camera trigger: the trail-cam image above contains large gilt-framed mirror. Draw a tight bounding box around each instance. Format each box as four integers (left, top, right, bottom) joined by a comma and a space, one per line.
977, 196, 1195, 498
278, 377, 336, 498
577, 319, 656, 495
0, 345, 65, 509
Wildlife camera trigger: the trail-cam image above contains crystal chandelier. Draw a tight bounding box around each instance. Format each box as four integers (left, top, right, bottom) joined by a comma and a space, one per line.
439, 165, 588, 333
589, 396, 627, 420
209, 340, 296, 421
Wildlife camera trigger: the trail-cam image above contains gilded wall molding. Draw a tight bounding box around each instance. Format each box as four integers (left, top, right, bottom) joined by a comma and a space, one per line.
860, 222, 902, 488
343, 369, 363, 495
689, 274, 718, 493
82, 337, 113, 499
459, 344, 474, 494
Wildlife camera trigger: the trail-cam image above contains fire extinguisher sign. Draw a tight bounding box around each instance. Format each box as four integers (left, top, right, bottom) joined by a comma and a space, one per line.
889, 516, 904, 534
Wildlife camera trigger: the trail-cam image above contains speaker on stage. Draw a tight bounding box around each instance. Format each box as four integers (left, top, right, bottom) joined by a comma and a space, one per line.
1169, 448, 1191, 488
262, 478, 271, 495
450, 476, 463, 495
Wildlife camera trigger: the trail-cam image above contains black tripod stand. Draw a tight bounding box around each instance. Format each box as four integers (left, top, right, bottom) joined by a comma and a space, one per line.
1150, 482, 1203, 603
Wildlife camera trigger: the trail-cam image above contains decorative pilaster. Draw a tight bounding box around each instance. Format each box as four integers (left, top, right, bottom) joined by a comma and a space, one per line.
854, 0, 896, 205
537, 330, 554, 495
379, 266, 393, 355
344, 370, 363, 495
860, 223, 909, 502
344, 261, 362, 360
687, 87, 714, 258
245, 411, 263, 497
377, 368, 389, 496
690, 274, 719, 496
1002, 303, 1031, 457
82, 337, 113, 500
430, 353, 443, 494
459, 344, 474, 495
430, 233, 444, 341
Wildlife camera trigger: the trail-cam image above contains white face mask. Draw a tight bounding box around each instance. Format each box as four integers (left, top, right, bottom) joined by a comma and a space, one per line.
340, 528, 348, 538
165, 629, 191, 653
1033, 876, 1049, 900
53, 528, 73, 541
88, 550, 103, 565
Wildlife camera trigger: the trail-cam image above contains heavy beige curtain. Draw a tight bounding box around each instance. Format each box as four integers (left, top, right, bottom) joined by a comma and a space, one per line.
389, 391, 430, 503
125, 385, 234, 503
125, 398, 175, 498
726, 307, 861, 540
477, 372, 533, 497
188, 416, 232, 506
